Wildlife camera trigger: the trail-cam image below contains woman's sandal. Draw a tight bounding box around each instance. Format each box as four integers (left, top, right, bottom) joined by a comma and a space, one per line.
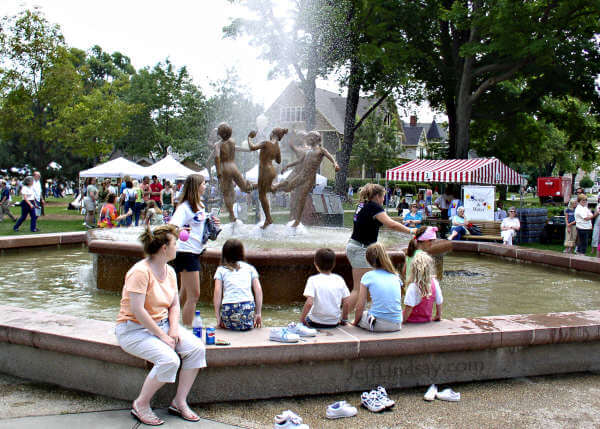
168, 403, 201, 422
131, 402, 164, 426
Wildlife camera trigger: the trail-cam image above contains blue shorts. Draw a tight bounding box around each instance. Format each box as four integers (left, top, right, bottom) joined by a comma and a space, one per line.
174, 251, 201, 273
220, 301, 255, 331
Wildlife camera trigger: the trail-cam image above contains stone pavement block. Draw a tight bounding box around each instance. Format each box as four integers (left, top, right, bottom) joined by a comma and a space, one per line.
0, 409, 239, 429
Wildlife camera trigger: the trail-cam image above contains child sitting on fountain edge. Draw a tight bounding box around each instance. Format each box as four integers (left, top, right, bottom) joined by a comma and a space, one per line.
213, 239, 263, 331
403, 251, 443, 324
300, 248, 350, 328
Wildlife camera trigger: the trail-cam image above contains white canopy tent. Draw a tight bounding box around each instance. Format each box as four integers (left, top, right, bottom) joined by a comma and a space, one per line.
142, 155, 202, 181
79, 157, 148, 179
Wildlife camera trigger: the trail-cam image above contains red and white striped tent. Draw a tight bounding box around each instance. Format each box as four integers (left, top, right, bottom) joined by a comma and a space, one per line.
386, 158, 525, 185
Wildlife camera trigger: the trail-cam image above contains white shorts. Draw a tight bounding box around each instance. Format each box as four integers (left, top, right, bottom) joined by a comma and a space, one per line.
346, 239, 370, 269
115, 319, 206, 383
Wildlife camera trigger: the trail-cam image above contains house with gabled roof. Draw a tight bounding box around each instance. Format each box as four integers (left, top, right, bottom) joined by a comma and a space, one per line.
263, 82, 402, 180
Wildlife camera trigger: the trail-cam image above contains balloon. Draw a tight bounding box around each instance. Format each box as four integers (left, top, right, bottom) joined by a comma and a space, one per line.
179, 229, 190, 241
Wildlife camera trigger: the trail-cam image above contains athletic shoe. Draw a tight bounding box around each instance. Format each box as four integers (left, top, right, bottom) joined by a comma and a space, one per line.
273, 410, 308, 428
436, 388, 461, 402
326, 401, 357, 419
374, 386, 395, 408
287, 322, 317, 337
360, 391, 386, 413
269, 327, 300, 343
424, 384, 438, 401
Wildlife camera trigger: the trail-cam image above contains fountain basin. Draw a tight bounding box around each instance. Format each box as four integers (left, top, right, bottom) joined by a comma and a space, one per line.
88, 234, 451, 304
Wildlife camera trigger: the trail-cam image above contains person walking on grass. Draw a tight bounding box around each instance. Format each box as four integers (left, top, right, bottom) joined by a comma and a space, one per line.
13, 176, 39, 232
0, 180, 16, 222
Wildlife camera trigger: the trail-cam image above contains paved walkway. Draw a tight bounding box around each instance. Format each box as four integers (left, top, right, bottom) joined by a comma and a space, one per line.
0, 410, 238, 429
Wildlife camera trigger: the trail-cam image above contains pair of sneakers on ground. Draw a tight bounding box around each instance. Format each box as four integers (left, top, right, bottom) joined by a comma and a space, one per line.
273, 401, 358, 428
360, 386, 395, 412
269, 322, 317, 343
424, 384, 461, 402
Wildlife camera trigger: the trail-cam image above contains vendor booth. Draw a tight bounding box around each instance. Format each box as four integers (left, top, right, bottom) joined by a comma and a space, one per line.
386, 158, 526, 237
79, 157, 148, 179
142, 155, 204, 180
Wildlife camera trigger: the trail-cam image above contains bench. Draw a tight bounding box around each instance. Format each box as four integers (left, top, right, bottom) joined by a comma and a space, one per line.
463, 220, 502, 242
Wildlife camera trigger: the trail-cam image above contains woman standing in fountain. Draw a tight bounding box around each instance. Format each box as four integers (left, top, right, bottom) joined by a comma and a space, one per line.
169, 174, 218, 326
346, 184, 416, 310
115, 224, 205, 426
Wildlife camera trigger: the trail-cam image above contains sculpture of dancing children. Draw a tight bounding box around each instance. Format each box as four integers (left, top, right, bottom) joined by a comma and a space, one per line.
213, 123, 255, 223
274, 131, 340, 227
247, 127, 288, 229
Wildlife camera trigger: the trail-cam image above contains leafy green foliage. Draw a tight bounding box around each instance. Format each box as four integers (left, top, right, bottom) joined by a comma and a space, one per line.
580, 175, 594, 189
351, 112, 400, 176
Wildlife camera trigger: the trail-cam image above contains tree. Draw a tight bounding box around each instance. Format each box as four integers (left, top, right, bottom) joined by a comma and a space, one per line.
350, 111, 400, 177
123, 59, 211, 159
224, 0, 346, 131
362, 0, 600, 158
205, 70, 264, 170
471, 95, 600, 180
0, 9, 83, 174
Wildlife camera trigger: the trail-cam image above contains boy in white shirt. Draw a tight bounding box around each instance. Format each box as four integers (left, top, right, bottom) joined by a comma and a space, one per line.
300, 248, 350, 328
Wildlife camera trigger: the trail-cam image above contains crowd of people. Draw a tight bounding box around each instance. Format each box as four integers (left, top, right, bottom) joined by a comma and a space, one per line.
115, 179, 446, 424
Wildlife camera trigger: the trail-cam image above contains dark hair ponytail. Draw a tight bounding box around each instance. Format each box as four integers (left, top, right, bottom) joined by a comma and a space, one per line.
406, 226, 429, 257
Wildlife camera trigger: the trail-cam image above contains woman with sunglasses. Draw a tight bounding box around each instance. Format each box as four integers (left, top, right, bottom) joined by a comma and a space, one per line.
574, 193, 598, 255
501, 207, 520, 246
403, 202, 422, 228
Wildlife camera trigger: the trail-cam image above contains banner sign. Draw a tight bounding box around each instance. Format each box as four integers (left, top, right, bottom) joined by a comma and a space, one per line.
462, 185, 494, 221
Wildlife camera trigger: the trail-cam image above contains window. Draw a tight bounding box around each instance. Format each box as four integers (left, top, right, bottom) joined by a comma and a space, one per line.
279, 107, 306, 123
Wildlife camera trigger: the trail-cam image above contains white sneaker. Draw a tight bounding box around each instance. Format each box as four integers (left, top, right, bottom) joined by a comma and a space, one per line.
374, 386, 395, 408
360, 391, 386, 413
326, 401, 357, 419
287, 322, 317, 337
424, 384, 437, 401
269, 327, 300, 343
436, 388, 460, 402
273, 410, 308, 428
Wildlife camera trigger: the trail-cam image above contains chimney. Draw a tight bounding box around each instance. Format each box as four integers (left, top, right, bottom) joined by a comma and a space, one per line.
410, 115, 417, 127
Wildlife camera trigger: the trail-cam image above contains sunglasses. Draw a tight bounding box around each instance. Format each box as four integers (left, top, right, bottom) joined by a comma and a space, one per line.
509, 210, 516, 212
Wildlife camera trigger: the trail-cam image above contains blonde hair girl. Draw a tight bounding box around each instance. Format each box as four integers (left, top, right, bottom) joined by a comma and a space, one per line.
403, 252, 443, 323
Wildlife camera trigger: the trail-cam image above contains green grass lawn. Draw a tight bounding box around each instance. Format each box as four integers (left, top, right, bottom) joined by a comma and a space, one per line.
0, 197, 87, 235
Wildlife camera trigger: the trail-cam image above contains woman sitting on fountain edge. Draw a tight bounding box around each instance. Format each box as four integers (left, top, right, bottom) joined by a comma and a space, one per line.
346, 183, 416, 311
115, 224, 206, 426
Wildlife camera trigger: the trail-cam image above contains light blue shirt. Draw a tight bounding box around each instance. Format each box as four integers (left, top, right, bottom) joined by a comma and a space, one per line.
360, 269, 403, 323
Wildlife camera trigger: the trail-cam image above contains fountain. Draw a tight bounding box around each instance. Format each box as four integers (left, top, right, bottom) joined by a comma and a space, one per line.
88, 223, 451, 304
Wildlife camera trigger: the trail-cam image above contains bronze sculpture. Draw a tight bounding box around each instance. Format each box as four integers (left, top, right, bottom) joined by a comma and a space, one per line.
214, 123, 255, 223
248, 127, 288, 229
274, 131, 340, 227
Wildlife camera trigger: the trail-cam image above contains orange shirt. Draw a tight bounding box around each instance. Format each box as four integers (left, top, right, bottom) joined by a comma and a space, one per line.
117, 260, 177, 324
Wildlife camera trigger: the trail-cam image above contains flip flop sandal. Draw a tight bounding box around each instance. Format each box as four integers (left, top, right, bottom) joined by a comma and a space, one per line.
168, 404, 201, 422
131, 403, 164, 426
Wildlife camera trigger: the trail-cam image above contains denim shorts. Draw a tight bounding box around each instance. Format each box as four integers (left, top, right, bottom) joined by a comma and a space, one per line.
346, 239, 370, 269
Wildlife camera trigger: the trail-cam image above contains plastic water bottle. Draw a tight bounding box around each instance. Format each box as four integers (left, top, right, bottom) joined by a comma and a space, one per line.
192, 311, 203, 339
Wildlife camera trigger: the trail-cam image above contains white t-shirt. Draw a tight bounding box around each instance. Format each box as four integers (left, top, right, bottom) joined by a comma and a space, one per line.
214, 261, 259, 304
21, 185, 35, 202
169, 201, 206, 254
501, 217, 520, 231
404, 279, 443, 307
434, 194, 450, 209
303, 273, 350, 325
575, 204, 593, 230
32, 179, 42, 201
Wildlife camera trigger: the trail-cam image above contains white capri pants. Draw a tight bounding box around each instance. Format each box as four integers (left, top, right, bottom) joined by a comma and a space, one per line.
115, 319, 206, 383
501, 229, 516, 245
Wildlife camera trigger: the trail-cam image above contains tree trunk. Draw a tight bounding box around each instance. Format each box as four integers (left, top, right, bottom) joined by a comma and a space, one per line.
455, 100, 472, 159
301, 71, 317, 132
334, 58, 361, 196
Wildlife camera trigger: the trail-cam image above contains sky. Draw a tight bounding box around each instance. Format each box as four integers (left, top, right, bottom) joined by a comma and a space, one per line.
2, 0, 439, 123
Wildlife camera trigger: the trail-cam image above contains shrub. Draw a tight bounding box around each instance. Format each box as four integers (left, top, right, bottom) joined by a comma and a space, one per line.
579, 175, 594, 189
